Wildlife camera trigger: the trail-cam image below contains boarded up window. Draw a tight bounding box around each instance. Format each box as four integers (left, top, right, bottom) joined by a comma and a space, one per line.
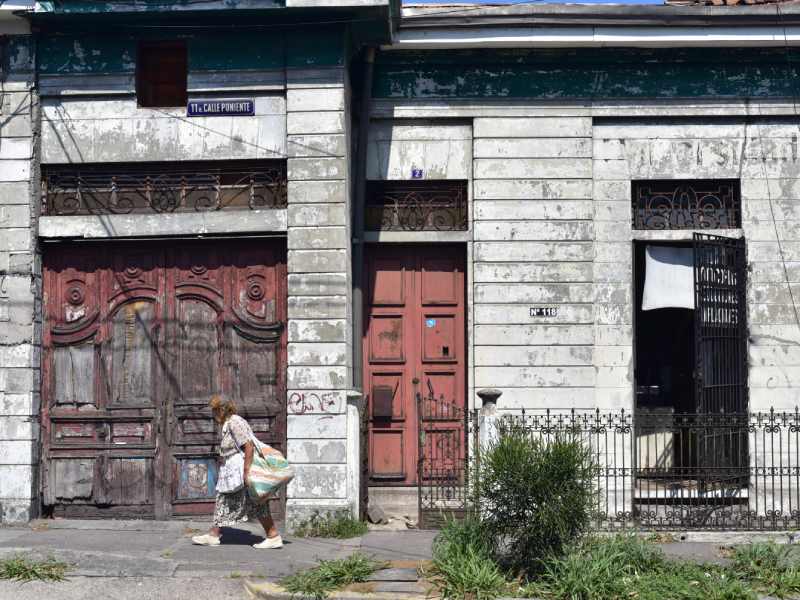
53, 344, 95, 406
137, 41, 188, 108
109, 301, 155, 406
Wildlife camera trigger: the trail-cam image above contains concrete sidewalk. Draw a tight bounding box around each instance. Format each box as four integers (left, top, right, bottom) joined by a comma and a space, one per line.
0, 519, 436, 600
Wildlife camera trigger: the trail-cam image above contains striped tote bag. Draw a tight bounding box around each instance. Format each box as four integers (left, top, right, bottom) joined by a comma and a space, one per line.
247, 432, 295, 501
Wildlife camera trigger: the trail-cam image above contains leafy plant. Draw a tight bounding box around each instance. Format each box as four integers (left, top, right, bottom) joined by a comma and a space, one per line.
280, 552, 385, 599
292, 510, 369, 539
478, 422, 596, 574
731, 541, 800, 598
0, 554, 69, 582
424, 516, 509, 600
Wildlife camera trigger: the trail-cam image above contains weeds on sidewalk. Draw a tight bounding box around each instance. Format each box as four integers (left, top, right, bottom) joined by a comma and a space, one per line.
0, 554, 69, 582
520, 535, 754, 600
293, 511, 368, 539
280, 552, 386, 599
422, 517, 510, 600
731, 542, 800, 598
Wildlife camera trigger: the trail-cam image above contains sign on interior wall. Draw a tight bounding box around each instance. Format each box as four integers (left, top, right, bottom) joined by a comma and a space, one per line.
187, 99, 255, 117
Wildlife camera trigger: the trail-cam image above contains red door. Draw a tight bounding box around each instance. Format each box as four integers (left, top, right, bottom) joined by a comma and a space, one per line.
41, 240, 287, 519
363, 245, 466, 486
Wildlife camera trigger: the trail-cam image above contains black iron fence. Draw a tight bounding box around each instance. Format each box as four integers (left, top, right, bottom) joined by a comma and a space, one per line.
499, 409, 800, 530
418, 407, 800, 531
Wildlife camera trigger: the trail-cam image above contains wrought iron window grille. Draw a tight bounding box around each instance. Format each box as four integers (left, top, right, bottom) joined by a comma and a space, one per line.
632, 179, 741, 230
42, 161, 287, 216
365, 180, 468, 231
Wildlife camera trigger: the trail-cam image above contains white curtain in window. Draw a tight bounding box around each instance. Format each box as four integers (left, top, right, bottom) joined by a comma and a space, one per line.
642, 245, 695, 311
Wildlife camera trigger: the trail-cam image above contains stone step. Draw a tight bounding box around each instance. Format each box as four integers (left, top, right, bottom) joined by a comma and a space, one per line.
367, 567, 420, 582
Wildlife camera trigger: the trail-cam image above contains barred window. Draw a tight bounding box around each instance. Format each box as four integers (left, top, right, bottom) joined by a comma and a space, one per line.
631, 179, 741, 230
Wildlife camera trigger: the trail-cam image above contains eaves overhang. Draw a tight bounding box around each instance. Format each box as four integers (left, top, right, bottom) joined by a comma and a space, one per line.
29, 0, 399, 44
392, 2, 800, 48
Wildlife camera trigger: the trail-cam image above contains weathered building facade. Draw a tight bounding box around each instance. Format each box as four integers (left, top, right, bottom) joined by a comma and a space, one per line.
5, 1, 800, 528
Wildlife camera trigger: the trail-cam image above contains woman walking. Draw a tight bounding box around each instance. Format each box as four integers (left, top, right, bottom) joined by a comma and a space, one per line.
192, 395, 283, 549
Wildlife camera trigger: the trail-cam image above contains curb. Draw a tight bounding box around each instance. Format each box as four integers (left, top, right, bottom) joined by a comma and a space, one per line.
243, 581, 431, 600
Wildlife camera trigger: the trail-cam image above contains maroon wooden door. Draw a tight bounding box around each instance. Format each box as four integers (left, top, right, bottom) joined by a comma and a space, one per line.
363, 244, 466, 486
42, 239, 286, 519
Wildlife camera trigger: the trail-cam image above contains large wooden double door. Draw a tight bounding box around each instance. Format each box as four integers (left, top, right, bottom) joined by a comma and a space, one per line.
42, 239, 286, 519
363, 245, 466, 486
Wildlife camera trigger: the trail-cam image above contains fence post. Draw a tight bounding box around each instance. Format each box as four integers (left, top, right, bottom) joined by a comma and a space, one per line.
477, 389, 502, 452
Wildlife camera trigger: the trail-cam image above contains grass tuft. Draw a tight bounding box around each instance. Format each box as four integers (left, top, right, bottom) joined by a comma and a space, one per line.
293, 511, 369, 539
520, 535, 755, 600
423, 516, 510, 600
731, 541, 800, 598
280, 552, 386, 599
0, 554, 70, 582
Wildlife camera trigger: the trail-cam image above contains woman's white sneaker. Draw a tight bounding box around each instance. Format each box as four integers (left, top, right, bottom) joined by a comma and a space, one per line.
253, 535, 283, 549
192, 533, 221, 546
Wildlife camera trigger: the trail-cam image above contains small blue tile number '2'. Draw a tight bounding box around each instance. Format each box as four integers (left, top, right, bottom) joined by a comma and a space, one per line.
412, 169, 424, 179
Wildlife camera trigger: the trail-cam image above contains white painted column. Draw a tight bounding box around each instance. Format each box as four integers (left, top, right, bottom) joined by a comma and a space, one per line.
284, 67, 355, 527
0, 37, 39, 523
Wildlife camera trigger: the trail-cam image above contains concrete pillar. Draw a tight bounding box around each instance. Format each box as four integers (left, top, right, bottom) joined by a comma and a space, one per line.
0, 35, 38, 523
284, 66, 355, 528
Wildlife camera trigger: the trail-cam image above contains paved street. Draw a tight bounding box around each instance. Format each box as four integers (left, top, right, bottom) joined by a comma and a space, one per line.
0, 519, 436, 600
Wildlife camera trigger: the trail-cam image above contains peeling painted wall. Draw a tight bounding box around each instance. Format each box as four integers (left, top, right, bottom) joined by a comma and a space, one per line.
0, 35, 38, 523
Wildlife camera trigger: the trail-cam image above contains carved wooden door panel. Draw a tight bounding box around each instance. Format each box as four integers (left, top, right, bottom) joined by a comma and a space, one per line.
42, 240, 286, 519
363, 245, 466, 487
168, 241, 287, 520
42, 244, 167, 517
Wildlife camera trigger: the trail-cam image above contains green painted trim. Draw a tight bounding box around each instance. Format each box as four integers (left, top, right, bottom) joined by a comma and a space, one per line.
7, 36, 34, 74
373, 48, 800, 99
38, 27, 344, 75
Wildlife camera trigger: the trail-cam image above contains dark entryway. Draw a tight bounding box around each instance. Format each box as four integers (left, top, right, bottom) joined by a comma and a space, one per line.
633, 234, 749, 508
41, 239, 287, 519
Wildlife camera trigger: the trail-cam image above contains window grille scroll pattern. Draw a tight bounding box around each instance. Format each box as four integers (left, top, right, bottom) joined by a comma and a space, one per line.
42, 161, 287, 216
365, 180, 468, 232
632, 179, 741, 230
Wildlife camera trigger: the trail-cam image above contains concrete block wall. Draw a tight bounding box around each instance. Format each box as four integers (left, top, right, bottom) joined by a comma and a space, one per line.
0, 35, 38, 523
471, 117, 596, 412
285, 69, 355, 526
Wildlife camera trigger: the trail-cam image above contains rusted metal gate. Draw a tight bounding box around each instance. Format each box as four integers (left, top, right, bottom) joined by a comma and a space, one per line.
41, 239, 287, 519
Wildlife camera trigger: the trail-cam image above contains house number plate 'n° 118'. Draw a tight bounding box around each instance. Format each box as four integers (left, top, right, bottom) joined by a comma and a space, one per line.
530, 307, 558, 317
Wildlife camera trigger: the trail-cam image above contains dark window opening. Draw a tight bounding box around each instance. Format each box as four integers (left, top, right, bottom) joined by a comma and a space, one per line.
137, 41, 188, 108
365, 180, 468, 231
632, 179, 741, 230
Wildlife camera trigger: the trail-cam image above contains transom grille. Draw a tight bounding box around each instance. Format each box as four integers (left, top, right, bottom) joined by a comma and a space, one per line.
42, 160, 287, 216
365, 180, 468, 231
632, 179, 741, 230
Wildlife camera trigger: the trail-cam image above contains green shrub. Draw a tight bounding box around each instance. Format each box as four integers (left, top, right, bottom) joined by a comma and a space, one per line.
293, 510, 369, 539
478, 422, 596, 574
425, 517, 509, 600
280, 552, 385, 600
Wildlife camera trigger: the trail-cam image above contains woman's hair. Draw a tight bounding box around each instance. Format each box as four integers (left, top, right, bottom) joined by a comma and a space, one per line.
209, 395, 237, 420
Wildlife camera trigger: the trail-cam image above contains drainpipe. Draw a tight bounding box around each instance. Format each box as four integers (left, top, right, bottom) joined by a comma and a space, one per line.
352, 47, 375, 394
